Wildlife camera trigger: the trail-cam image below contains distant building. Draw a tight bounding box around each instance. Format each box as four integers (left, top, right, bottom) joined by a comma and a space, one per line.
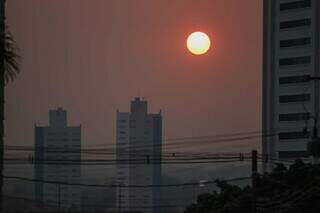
34, 108, 81, 211
116, 98, 162, 213
262, 0, 319, 171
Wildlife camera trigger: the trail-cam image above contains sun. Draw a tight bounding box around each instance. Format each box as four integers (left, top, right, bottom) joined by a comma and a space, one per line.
187, 32, 211, 55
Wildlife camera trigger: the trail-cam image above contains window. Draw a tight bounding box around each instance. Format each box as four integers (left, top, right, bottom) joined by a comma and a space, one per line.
279, 94, 310, 103
278, 131, 309, 140
279, 56, 311, 66
118, 119, 127, 123
279, 75, 310, 84
280, 37, 311, 48
279, 113, 310, 121
278, 151, 308, 158
280, 18, 311, 29
119, 131, 126, 134
280, 0, 311, 11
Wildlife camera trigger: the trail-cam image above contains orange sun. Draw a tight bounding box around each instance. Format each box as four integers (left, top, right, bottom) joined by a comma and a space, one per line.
187, 32, 211, 55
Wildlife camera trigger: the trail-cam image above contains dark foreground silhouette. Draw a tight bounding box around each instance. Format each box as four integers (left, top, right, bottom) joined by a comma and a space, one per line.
185, 160, 320, 213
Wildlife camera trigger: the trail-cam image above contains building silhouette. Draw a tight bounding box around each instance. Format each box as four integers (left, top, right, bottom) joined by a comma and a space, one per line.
116, 98, 162, 213
34, 108, 81, 211
262, 0, 317, 171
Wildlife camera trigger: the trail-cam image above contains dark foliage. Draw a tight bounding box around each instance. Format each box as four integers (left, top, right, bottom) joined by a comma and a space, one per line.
185, 160, 320, 213
2, 25, 20, 84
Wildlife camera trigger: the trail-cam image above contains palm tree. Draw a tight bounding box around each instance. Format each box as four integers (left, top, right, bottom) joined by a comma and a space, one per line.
3, 26, 20, 82
0, 0, 20, 210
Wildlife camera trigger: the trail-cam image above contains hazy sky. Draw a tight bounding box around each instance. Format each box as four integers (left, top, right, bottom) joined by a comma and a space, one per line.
5, 0, 262, 151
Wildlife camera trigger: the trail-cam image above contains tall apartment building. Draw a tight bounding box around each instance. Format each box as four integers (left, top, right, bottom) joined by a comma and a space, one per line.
34, 108, 81, 211
263, 0, 319, 171
116, 98, 162, 213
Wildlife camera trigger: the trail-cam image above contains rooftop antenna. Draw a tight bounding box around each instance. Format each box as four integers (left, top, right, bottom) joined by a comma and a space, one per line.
137, 87, 141, 99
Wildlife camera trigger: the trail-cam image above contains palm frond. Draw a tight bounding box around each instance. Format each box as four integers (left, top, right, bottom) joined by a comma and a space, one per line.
3, 24, 20, 84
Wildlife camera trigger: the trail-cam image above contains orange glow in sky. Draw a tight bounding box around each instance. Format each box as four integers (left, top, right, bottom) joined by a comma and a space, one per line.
187, 32, 211, 55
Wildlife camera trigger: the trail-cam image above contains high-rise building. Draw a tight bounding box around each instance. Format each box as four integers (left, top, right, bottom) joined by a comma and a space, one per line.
34, 108, 81, 211
262, 0, 318, 171
116, 98, 162, 213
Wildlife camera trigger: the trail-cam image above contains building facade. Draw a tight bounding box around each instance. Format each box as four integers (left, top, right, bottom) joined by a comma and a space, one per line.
263, 0, 319, 170
116, 98, 162, 213
34, 108, 81, 211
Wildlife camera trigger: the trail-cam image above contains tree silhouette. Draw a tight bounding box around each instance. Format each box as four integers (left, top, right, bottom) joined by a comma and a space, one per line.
0, 0, 20, 210
185, 160, 320, 213
3, 25, 20, 83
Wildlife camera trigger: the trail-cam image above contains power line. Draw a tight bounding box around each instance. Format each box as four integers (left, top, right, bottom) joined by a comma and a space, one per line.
2, 194, 188, 210
3, 132, 274, 156
3, 159, 251, 166
257, 156, 300, 164
2, 175, 251, 188
4, 154, 251, 161
2, 153, 252, 165
4, 130, 274, 152
83, 129, 267, 147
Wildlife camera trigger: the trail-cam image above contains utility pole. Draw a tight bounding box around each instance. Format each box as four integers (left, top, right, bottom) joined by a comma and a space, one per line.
118, 184, 122, 213
306, 76, 320, 160
251, 150, 258, 213
307, 117, 320, 161
239, 153, 244, 161
57, 183, 61, 212
252, 150, 258, 183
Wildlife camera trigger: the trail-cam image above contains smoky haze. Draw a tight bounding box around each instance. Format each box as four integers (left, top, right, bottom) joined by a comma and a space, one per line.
5, 0, 262, 152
